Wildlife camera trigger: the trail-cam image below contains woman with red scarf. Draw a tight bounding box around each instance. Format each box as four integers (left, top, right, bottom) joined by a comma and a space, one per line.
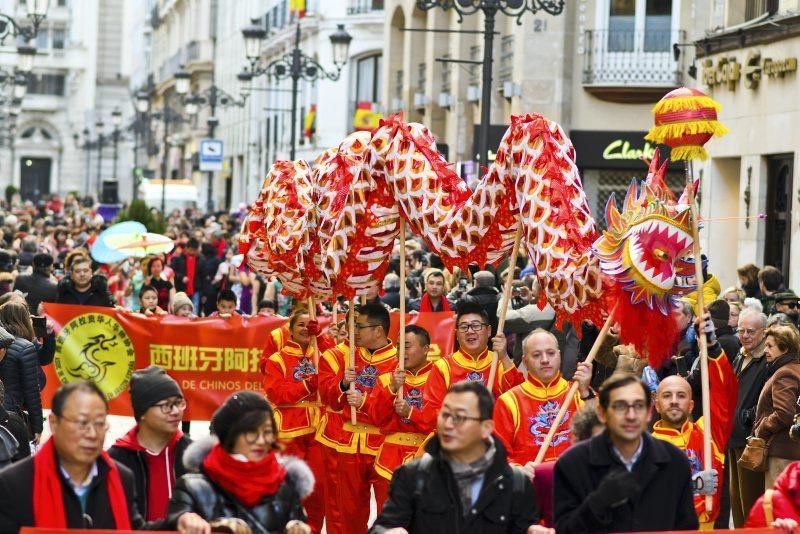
167, 391, 314, 533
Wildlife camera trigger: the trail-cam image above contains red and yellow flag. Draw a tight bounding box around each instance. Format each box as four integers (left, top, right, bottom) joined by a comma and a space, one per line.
290, 0, 305, 18
353, 101, 383, 132
304, 104, 316, 138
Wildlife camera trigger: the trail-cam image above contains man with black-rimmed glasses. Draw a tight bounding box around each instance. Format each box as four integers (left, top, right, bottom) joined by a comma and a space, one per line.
109, 365, 192, 522
407, 300, 523, 433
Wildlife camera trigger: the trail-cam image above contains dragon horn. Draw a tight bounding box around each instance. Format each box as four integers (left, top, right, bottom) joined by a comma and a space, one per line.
622, 178, 639, 213
604, 192, 622, 231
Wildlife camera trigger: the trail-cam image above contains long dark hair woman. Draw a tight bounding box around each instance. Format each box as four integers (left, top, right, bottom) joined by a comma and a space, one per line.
168, 391, 313, 534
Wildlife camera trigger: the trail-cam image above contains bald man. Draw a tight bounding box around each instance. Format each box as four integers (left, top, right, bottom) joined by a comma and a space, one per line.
494, 328, 593, 469
652, 312, 738, 529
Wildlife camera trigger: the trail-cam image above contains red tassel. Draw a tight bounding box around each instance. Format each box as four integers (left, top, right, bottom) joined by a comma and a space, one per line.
607, 282, 680, 369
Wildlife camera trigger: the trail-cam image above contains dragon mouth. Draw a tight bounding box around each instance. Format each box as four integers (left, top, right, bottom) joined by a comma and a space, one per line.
626, 217, 693, 291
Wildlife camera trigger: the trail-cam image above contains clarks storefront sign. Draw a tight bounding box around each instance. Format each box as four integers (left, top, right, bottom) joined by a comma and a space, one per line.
703, 50, 797, 91
570, 131, 670, 170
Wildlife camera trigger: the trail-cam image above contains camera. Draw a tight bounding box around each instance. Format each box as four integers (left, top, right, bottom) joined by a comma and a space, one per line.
790, 414, 800, 442
458, 278, 467, 289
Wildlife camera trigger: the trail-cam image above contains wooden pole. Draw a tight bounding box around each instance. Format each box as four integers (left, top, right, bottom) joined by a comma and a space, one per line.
686, 160, 713, 512
349, 300, 357, 425
533, 314, 614, 465
307, 296, 319, 370
398, 223, 407, 398
487, 223, 523, 392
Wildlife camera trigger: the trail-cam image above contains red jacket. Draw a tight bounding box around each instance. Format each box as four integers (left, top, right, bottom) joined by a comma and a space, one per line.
315, 341, 398, 455
262, 336, 334, 440
258, 325, 291, 375
364, 362, 433, 480
408, 348, 524, 433
746, 461, 800, 527
493, 373, 584, 465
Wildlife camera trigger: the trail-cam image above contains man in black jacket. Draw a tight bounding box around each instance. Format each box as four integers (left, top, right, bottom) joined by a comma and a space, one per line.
0, 380, 207, 532
108, 366, 192, 521
728, 308, 769, 527
55, 255, 114, 307
554, 374, 697, 533
13, 252, 57, 313
371, 381, 548, 534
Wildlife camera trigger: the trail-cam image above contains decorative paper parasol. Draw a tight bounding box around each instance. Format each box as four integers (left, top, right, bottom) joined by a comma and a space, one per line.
105, 232, 174, 258
90, 221, 148, 264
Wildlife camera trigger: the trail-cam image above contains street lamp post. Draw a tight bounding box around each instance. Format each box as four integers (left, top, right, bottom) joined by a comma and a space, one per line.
95, 119, 104, 199
241, 20, 352, 160
136, 67, 191, 216
111, 107, 122, 183
415, 0, 565, 170
82, 127, 91, 194
0, 0, 50, 44
184, 83, 248, 213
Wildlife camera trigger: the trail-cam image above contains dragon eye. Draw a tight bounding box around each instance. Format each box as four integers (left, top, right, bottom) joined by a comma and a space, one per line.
653, 248, 669, 261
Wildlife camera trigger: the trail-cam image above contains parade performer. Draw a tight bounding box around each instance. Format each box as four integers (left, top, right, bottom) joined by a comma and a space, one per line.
494, 329, 593, 467
363, 324, 434, 512
315, 303, 398, 534
409, 301, 523, 433
263, 308, 334, 533
652, 313, 737, 528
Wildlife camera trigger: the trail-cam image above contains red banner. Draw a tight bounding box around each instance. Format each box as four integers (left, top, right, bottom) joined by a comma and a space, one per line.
41, 305, 455, 420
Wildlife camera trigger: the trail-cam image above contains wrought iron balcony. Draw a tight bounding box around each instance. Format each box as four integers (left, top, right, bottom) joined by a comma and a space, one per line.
582, 29, 685, 89
347, 0, 384, 15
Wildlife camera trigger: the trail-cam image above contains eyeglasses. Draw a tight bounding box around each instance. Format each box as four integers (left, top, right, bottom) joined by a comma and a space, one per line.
739, 327, 763, 337
779, 302, 799, 309
457, 322, 489, 333
152, 398, 187, 414
59, 415, 109, 434
242, 427, 275, 445
355, 323, 380, 331
438, 411, 484, 426
608, 401, 648, 415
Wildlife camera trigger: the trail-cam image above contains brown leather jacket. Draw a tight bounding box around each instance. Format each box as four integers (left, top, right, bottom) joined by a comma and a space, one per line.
754, 353, 800, 460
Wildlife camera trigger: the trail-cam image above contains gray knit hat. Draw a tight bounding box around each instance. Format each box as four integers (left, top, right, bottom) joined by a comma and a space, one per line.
171, 292, 194, 315
129, 365, 182, 420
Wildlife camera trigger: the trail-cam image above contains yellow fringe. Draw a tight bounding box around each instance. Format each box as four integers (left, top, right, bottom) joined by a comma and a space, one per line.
645, 120, 729, 143
652, 95, 722, 114
669, 146, 709, 161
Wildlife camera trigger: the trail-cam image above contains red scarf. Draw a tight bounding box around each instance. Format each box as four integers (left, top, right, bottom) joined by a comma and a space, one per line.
33, 439, 131, 529
202, 443, 286, 508
419, 292, 450, 312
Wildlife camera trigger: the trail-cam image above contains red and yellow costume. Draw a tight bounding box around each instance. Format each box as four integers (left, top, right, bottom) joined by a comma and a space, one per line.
263, 335, 333, 534
494, 373, 584, 465
409, 348, 524, 432
258, 324, 290, 374
364, 362, 433, 511
651, 351, 738, 528
316, 341, 398, 534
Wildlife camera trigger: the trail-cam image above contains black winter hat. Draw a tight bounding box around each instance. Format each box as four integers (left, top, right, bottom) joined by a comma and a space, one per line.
211, 391, 272, 446
129, 365, 182, 420
33, 253, 53, 268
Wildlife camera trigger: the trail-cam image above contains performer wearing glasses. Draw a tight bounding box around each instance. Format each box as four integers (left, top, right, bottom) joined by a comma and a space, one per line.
408, 300, 523, 433
109, 365, 192, 522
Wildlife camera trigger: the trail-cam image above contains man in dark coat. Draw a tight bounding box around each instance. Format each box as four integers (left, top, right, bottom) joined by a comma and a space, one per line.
108, 366, 191, 521
196, 243, 221, 317
554, 374, 698, 533
13, 253, 57, 313
170, 237, 201, 310
54, 255, 114, 307
463, 271, 500, 334
0, 380, 207, 531
371, 381, 545, 534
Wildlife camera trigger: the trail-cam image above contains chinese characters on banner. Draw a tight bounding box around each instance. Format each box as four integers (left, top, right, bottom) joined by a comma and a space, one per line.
42, 304, 455, 420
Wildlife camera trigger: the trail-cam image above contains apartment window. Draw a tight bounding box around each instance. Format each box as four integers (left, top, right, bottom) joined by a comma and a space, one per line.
608, 0, 672, 52
356, 54, 382, 103
469, 45, 481, 85
27, 73, 66, 96
499, 35, 514, 83
394, 69, 403, 100
52, 28, 66, 49
36, 28, 48, 49
440, 54, 451, 93
417, 62, 426, 94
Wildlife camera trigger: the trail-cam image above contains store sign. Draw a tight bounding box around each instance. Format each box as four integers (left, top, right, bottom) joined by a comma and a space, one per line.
702, 50, 797, 91
570, 130, 671, 169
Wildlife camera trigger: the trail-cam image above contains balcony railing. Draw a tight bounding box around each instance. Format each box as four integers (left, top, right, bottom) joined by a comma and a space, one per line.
583, 29, 685, 86
347, 0, 384, 15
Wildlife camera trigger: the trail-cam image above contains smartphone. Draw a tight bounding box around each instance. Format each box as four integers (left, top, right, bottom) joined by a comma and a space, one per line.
32, 316, 47, 338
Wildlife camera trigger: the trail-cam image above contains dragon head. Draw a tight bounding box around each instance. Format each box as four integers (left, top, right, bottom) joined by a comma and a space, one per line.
594, 150, 696, 314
